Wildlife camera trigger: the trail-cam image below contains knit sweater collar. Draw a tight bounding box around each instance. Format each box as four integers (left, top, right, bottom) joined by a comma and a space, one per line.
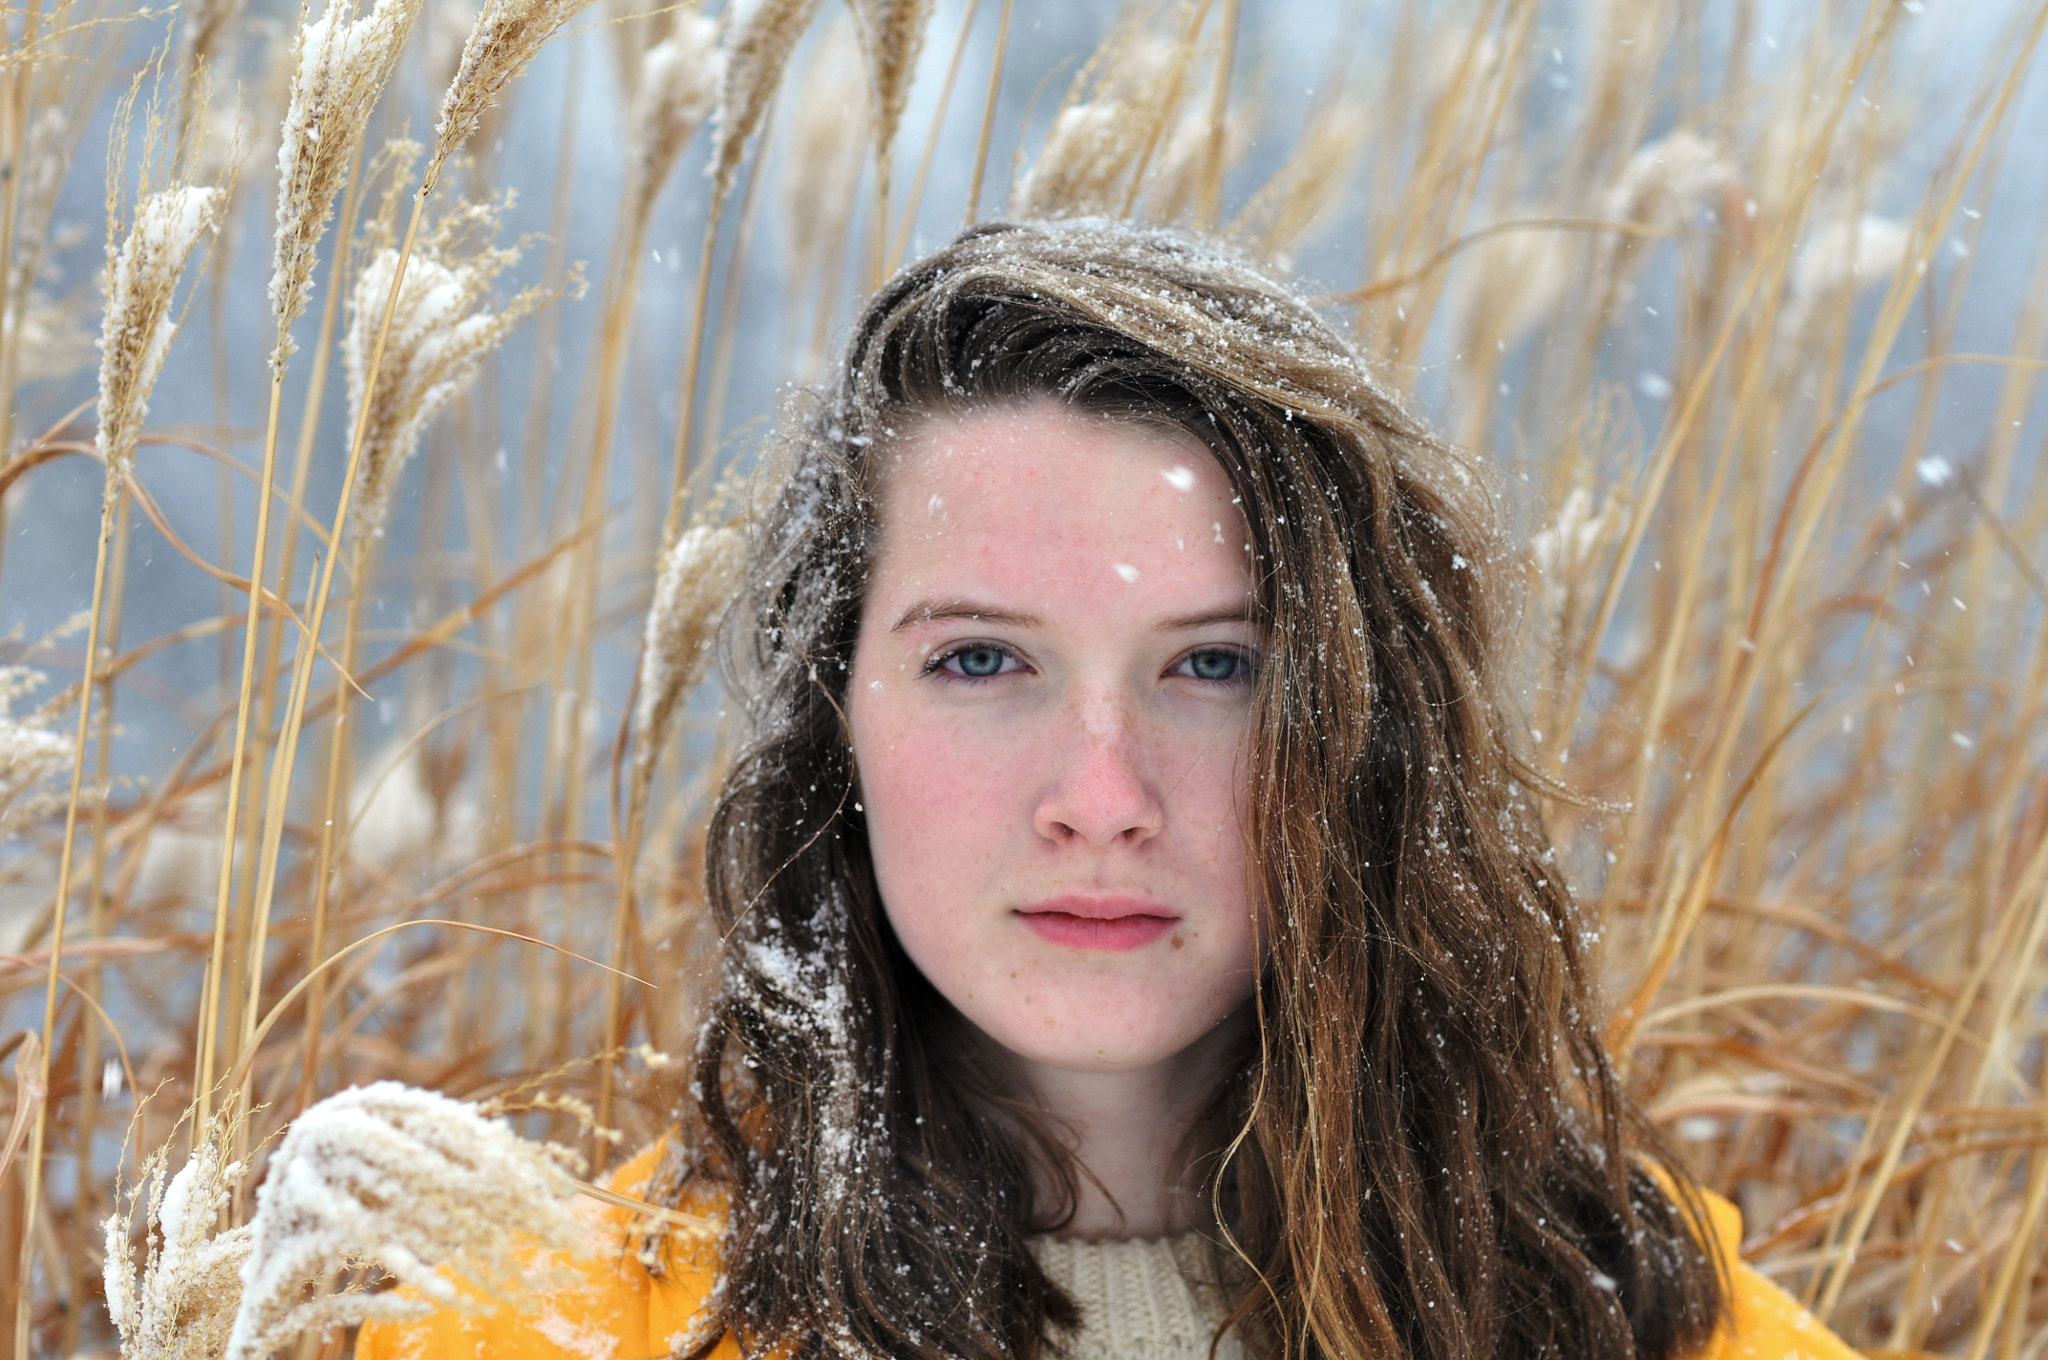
1030, 1234, 1244, 1360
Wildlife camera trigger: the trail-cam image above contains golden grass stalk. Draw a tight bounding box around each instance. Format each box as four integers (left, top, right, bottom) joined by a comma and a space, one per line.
18, 117, 222, 1352
560, 12, 721, 875
596, 521, 743, 1134
292, 181, 562, 1116
963, 0, 1011, 224
193, 0, 415, 1152
666, 0, 824, 550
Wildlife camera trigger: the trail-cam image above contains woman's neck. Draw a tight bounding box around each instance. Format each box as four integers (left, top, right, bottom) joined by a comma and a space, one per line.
1011, 1014, 1245, 1241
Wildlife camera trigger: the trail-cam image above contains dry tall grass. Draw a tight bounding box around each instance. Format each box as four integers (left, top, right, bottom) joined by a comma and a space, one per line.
1, 0, 2045, 1356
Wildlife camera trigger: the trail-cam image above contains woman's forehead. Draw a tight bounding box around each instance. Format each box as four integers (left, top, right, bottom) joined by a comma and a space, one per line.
865, 399, 1254, 611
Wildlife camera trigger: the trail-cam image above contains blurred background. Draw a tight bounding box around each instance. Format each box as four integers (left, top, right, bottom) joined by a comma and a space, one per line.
3, 0, 2047, 1353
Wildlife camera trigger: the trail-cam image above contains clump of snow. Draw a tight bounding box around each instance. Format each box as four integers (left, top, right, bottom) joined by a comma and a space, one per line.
96, 186, 223, 483
224, 1082, 582, 1359
0, 664, 71, 843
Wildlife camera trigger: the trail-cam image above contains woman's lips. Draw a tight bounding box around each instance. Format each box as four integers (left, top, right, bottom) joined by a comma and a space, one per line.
1015, 896, 1180, 951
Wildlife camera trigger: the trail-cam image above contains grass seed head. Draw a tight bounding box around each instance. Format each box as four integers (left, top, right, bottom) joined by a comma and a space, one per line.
104, 1111, 255, 1360
343, 194, 554, 544
846, 0, 933, 171
0, 666, 71, 844
270, 0, 422, 366
710, 0, 823, 204
634, 523, 745, 787
433, 0, 603, 179
627, 11, 723, 227
224, 1082, 583, 1360
96, 184, 223, 492
1012, 30, 1194, 220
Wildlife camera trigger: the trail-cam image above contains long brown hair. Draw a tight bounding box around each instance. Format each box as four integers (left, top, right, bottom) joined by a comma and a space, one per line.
679, 219, 1726, 1360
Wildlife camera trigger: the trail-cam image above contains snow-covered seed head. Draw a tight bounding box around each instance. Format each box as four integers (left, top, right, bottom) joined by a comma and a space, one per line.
846, 0, 933, 171
223, 1082, 584, 1360
96, 184, 223, 492
432, 0, 602, 181
1602, 128, 1739, 230
1013, 103, 1132, 220
342, 193, 555, 545
269, 0, 421, 366
711, 0, 823, 205
0, 664, 71, 843
103, 1110, 255, 1360
780, 21, 866, 320
1011, 34, 1194, 220
626, 13, 722, 227
635, 523, 745, 788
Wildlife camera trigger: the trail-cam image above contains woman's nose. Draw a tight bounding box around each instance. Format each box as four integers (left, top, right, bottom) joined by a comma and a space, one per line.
1031, 697, 1165, 848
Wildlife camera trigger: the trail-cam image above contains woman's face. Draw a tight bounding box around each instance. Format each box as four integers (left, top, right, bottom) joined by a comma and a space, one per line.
847, 397, 1261, 1080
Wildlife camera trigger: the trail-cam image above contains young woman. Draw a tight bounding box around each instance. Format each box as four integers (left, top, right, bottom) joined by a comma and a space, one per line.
360, 220, 1864, 1360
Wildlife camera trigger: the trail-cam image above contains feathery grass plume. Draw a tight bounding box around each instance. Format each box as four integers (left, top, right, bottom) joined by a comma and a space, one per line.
95, 184, 223, 491
845, 0, 933, 174
1011, 30, 1197, 220
269, 0, 421, 367
0, 666, 69, 845
222, 1082, 582, 1359
432, 0, 604, 182
708, 0, 821, 205
1602, 127, 1740, 231
633, 523, 744, 791
625, 11, 722, 227
1781, 213, 1912, 336
341, 187, 562, 542
103, 1110, 254, 1360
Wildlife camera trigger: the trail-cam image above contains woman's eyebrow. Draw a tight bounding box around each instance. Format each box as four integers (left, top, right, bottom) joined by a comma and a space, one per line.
890, 599, 1042, 633
1155, 605, 1257, 633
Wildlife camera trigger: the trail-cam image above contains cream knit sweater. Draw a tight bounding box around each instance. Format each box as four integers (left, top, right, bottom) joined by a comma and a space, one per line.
1031, 1234, 1244, 1360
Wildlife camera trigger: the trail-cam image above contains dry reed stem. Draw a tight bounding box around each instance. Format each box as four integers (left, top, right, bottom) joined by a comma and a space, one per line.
195, 0, 414, 1165
19, 77, 223, 1354
597, 521, 743, 1134
888, 0, 979, 273
964, 0, 1011, 225
846, 0, 933, 272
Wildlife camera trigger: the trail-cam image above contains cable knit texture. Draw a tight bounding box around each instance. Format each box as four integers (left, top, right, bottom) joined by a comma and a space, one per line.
1032, 1234, 1243, 1360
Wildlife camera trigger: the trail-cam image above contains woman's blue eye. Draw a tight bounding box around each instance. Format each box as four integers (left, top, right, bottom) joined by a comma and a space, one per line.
1179, 648, 1249, 682
936, 644, 1017, 678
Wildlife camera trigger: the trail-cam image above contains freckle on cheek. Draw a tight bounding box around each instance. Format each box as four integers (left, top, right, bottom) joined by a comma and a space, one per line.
1171, 935, 1185, 950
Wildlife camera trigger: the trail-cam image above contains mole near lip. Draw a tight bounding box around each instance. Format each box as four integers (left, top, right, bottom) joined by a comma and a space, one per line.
1016, 895, 1180, 951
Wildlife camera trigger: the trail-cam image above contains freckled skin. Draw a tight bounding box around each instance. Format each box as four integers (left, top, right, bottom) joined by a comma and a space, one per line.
847, 399, 1262, 1083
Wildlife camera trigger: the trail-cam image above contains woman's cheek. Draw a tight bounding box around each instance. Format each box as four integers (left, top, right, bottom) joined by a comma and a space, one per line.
858, 703, 1015, 916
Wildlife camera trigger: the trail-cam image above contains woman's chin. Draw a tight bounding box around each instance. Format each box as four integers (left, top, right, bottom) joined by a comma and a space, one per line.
974, 1007, 1234, 1077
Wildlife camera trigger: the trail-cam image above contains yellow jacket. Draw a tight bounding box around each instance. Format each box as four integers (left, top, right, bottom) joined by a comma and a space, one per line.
357, 1143, 1870, 1360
